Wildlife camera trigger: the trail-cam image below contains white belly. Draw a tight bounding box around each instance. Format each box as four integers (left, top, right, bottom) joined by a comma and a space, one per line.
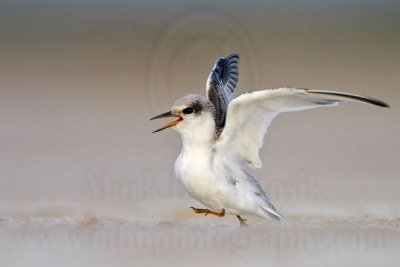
175, 151, 224, 211
174, 146, 268, 216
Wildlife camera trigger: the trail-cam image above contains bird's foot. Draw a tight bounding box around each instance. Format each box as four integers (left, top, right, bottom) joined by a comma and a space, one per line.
236, 215, 249, 228
190, 207, 225, 217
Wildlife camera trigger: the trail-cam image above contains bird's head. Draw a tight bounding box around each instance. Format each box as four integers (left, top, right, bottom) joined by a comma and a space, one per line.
151, 94, 216, 141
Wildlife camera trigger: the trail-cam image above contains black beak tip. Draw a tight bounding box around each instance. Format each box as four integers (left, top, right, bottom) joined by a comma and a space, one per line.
150, 110, 173, 121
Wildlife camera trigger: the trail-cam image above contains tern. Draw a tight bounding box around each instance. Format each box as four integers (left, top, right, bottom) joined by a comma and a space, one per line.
151, 53, 389, 227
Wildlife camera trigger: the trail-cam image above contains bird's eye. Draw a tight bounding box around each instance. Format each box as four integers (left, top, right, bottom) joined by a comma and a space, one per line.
182, 107, 194, 114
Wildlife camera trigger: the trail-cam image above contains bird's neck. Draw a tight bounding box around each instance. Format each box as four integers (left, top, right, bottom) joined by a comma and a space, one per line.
180, 129, 215, 152
181, 137, 213, 155
178, 115, 216, 153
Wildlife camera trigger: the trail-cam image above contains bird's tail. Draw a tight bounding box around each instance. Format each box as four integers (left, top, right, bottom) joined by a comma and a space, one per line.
259, 203, 287, 222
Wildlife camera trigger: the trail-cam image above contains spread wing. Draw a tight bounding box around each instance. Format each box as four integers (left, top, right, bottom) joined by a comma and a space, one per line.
216, 87, 389, 169
206, 53, 239, 131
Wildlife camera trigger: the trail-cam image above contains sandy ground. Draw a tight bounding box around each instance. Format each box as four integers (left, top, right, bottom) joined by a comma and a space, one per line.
1, 216, 400, 267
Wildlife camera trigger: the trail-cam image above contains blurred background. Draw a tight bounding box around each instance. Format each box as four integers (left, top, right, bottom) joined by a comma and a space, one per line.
0, 0, 399, 266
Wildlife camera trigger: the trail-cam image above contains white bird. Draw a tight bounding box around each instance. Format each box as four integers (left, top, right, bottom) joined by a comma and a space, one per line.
151, 53, 389, 227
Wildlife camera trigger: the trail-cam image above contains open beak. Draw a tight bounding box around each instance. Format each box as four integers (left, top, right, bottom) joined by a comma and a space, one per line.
150, 111, 183, 133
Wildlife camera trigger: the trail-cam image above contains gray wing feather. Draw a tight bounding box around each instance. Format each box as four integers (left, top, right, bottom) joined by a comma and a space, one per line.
206, 53, 240, 131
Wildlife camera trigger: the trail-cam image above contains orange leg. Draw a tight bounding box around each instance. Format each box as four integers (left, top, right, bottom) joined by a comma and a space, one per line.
190, 207, 225, 217
236, 215, 249, 227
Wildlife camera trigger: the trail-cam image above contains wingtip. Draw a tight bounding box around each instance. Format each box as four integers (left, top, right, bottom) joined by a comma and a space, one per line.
226, 52, 240, 60
364, 97, 390, 108
306, 89, 390, 108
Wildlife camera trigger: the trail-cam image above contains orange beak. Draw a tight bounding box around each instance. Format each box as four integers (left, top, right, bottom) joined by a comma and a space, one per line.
150, 111, 183, 133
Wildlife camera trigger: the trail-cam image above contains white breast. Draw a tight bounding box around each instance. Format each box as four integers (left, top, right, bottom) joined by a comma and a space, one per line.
174, 142, 224, 210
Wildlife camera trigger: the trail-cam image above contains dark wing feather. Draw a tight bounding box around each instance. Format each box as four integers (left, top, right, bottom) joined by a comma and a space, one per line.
206, 53, 240, 131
